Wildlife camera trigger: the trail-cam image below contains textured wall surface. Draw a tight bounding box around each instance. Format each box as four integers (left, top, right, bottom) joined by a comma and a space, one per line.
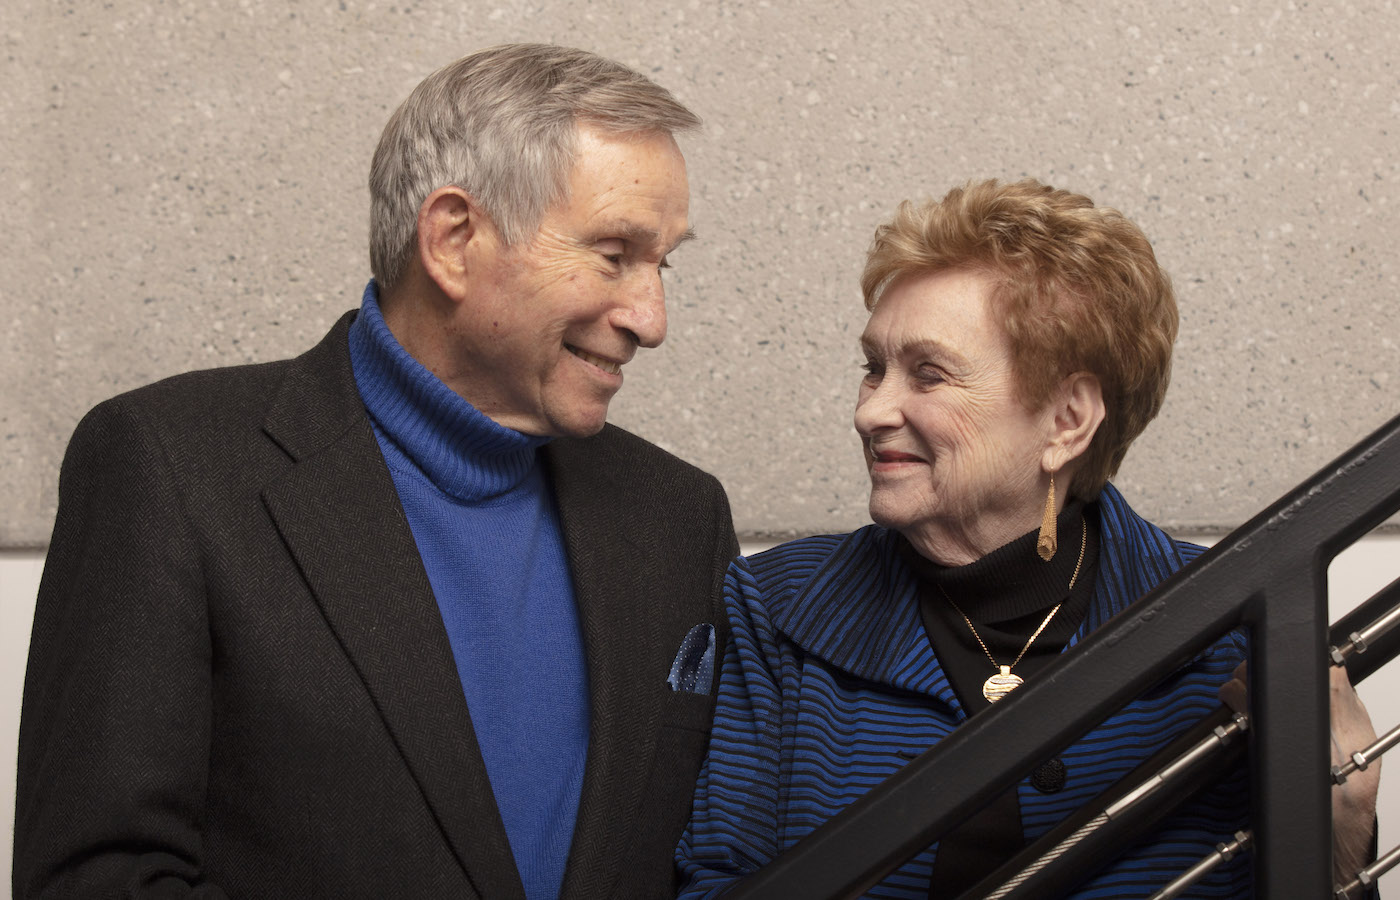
3, 0, 1398, 545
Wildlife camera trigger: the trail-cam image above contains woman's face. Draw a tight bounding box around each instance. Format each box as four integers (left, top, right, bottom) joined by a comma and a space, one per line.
854, 268, 1056, 565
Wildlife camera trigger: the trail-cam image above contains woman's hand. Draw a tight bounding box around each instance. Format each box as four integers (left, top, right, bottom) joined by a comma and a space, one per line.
1218, 662, 1379, 883
1328, 664, 1381, 882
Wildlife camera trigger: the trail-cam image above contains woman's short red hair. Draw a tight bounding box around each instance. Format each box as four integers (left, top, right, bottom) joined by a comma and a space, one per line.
861, 179, 1178, 498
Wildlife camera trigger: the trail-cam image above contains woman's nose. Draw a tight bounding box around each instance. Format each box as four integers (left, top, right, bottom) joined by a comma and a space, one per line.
854, 379, 904, 435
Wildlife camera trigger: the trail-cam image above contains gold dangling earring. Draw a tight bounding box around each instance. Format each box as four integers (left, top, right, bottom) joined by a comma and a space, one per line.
1037, 472, 1057, 561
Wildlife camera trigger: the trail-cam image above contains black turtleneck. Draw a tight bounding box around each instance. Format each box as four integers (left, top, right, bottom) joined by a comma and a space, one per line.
901, 499, 1101, 899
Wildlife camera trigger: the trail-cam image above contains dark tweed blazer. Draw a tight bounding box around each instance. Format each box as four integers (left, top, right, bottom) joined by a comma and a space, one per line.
14, 312, 738, 900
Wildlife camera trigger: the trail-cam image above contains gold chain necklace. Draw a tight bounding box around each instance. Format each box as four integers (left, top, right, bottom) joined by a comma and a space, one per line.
941, 517, 1087, 703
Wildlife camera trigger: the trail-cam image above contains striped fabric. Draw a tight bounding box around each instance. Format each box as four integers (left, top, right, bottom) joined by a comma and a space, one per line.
677, 484, 1251, 898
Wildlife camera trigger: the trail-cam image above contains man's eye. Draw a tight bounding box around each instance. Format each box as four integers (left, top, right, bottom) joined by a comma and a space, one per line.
603, 254, 623, 265
658, 257, 672, 270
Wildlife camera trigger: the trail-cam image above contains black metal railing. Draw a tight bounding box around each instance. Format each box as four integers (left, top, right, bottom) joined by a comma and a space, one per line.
728, 411, 1400, 899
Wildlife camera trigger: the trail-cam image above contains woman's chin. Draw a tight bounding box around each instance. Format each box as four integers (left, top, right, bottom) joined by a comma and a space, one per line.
867, 496, 920, 534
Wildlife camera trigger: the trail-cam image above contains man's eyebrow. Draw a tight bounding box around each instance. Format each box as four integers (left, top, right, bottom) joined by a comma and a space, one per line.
593, 222, 696, 254
669, 228, 698, 253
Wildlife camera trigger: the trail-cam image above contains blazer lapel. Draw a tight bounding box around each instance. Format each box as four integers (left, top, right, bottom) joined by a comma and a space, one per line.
258, 314, 525, 900
546, 437, 669, 899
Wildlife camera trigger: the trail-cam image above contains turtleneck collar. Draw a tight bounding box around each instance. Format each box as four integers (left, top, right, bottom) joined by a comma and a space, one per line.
902, 499, 1090, 626
347, 281, 548, 502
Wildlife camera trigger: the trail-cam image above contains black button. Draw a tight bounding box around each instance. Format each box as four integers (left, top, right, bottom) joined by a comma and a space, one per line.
1031, 758, 1067, 793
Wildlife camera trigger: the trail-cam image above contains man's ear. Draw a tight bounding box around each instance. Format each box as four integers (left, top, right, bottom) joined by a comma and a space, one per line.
1041, 372, 1106, 475
415, 186, 491, 301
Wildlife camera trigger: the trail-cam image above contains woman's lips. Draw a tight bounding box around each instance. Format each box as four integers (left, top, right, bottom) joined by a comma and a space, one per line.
869, 448, 926, 466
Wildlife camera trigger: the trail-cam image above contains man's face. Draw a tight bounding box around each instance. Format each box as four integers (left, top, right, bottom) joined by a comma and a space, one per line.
454, 125, 691, 438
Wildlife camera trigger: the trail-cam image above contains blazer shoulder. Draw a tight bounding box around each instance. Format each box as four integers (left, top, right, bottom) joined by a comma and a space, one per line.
91, 357, 293, 423
71, 311, 358, 454
553, 423, 727, 497
547, 424, 737, 569
55, 315, 366, 521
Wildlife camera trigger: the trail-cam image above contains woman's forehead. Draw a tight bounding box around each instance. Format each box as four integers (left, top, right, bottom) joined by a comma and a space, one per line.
861, 269, 1011, 362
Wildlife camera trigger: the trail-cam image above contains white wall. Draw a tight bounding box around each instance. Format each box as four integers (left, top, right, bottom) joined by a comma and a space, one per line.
6, 538, 1398, 892
2, 551, 43, 897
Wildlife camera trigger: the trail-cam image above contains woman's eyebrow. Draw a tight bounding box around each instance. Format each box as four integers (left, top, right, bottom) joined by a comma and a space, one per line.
858, 335, 965, 367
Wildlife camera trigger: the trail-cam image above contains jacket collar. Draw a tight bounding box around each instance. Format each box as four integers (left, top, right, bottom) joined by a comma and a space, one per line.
765, 526, 962, 708
1075, 482, 1196, 640
260, 311, 527, 900
763, 484, 1187, 713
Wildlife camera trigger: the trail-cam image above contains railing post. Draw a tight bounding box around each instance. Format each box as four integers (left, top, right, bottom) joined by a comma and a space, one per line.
1250, 560, 1332, 896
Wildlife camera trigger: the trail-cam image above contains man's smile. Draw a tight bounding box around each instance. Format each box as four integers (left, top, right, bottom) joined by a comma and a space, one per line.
566, 344, 624, 375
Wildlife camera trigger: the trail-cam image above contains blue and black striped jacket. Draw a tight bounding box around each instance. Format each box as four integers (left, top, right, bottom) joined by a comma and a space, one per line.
678, 483, 1250, 898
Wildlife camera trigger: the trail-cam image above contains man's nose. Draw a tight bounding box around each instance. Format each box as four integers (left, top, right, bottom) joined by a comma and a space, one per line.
615, 271, 668, 348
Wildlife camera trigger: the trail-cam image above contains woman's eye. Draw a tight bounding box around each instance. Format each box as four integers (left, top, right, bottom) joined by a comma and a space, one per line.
916, 366, 945, 385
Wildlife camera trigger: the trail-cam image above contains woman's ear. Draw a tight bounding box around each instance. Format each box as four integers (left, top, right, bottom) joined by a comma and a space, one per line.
1042, 372, 1106, 474
415, 186, 490, 301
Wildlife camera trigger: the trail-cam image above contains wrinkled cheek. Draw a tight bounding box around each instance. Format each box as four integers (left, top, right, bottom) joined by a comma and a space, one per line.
958, 443, 1040, 514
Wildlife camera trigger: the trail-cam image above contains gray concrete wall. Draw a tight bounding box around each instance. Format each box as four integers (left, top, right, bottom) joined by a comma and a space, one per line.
3, 0, 1398, 547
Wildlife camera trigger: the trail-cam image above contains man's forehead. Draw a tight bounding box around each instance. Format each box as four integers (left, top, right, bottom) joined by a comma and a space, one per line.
547, 125, 692, 247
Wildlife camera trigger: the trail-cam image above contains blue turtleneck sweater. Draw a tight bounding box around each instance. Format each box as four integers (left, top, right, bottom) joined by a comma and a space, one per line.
347, 282, 589, 899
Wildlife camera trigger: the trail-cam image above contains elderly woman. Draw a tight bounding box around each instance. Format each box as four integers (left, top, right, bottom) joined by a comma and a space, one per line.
676, 179, 1378, 898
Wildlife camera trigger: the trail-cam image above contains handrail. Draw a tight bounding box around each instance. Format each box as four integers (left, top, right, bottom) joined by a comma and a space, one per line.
955, 574, 1400, 900
726, 411, 1400, 900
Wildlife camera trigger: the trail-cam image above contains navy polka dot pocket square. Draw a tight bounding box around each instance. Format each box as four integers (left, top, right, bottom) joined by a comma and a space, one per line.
667, 623, 716, 694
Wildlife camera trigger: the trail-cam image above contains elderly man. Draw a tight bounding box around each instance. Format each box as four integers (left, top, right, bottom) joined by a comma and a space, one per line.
15, 44, 736, 899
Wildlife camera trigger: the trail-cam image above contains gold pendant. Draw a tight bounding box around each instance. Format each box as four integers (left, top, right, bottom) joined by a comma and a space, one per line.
983, 666, 1024, 703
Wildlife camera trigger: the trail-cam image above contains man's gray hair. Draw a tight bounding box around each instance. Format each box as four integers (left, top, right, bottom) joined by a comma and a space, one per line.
368, 43, 701, 292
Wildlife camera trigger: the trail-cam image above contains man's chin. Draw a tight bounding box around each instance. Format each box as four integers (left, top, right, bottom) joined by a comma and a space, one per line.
547, 408, 610, 439
560, 421, 608, 439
